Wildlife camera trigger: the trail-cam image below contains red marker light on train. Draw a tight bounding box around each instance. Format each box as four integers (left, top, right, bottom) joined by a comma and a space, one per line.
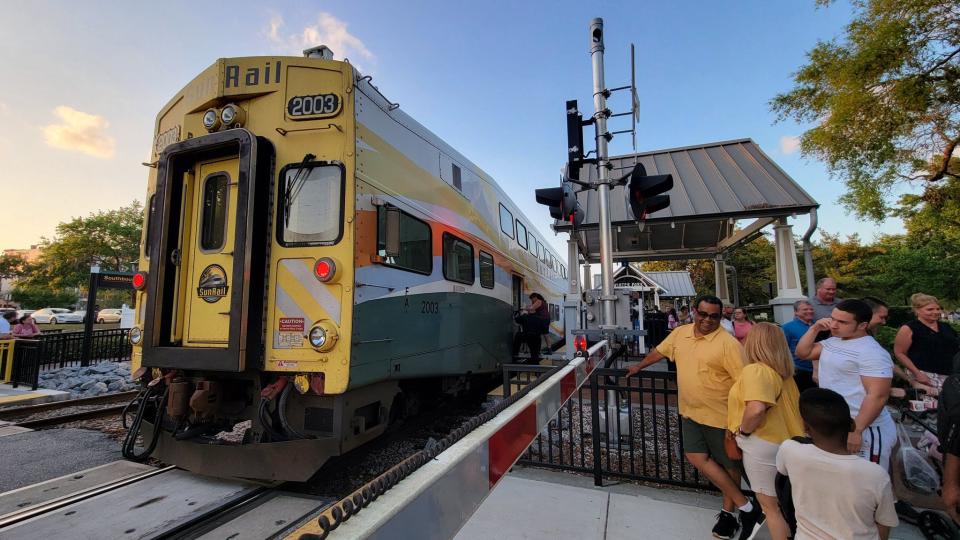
132, 272, 148, 290
314, 258, 336, 282
574, 335, 587, 353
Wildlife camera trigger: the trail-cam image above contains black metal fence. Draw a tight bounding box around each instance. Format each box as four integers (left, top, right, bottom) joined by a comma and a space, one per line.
511, 364, 713, 491
35, 329, 131, 369
0, 339, 41, 390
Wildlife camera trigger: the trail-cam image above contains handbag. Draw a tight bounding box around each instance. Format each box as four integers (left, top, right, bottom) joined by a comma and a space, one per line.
724, 430, 743, 461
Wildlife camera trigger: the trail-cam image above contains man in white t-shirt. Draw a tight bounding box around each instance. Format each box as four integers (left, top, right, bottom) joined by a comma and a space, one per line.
777, 387, 898, 539
795, 299, 895, 471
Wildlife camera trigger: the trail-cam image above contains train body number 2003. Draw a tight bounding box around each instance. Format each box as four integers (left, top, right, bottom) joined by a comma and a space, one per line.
287, 94, 341, 118
421, 301, 439, 314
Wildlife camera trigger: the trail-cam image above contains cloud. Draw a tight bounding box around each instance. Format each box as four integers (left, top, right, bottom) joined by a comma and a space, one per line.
42, 106, 116, 159
0, 102, 8, 116
266, 13, 374, 65
779, 135, 801, 155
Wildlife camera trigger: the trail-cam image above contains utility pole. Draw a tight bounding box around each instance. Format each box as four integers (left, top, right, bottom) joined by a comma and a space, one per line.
589, 18, 617, 329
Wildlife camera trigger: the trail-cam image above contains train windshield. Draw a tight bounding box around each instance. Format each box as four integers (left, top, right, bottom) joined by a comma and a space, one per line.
280, 164, 344, 245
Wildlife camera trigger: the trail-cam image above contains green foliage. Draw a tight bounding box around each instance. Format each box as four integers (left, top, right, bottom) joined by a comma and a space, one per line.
11, 286, 77, 309
884, 306, 914, 328
873, 325, 897, 351
772, 0, 960, 220
21, 201, 143, 290
0, 254, 30, 279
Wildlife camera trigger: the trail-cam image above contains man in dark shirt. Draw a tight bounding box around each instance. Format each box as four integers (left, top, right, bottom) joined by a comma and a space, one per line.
809, 278, 842, 322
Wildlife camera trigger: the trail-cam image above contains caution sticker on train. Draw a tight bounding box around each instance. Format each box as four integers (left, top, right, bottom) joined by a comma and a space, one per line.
278, 317, 305, 348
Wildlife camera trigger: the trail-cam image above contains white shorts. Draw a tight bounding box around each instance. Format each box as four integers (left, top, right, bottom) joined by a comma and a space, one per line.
736, 434, 782, 496
860, 418, 896, 472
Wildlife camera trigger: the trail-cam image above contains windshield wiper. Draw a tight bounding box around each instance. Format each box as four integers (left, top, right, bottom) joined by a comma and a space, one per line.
283, 153, 316, 227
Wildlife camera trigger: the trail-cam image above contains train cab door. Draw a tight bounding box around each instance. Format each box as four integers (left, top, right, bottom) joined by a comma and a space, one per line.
181, 157, 239, 347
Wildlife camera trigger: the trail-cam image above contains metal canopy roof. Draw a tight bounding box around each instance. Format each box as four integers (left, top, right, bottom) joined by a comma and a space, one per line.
642, 271, 698, 298
555, 139, 818, 263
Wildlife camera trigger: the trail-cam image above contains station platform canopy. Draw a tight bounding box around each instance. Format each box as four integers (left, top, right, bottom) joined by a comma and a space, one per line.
555, 139, 818, 262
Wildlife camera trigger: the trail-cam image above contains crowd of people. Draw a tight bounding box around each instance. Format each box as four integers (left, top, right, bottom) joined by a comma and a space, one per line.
626, 278, 960, 540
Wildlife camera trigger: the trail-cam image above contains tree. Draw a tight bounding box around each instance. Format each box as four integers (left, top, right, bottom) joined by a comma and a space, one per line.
771, 0, 960, 221
0, 254, 30, 280
11, 286, 77, 309
21, 201, 143, 290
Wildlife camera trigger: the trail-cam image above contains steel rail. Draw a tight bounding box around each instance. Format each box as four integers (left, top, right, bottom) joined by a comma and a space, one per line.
0, 390, 138, 419
14, 404, 128, 428
0, 465, 176, 529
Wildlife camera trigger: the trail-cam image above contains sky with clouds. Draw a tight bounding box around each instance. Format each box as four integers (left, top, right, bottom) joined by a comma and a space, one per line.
0, 0, 905, 256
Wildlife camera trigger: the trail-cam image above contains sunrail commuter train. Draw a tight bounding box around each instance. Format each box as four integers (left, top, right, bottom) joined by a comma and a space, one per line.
125, 46, 567, 481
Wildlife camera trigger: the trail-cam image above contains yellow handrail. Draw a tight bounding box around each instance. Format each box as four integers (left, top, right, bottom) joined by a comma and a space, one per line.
0, 339, 15, 383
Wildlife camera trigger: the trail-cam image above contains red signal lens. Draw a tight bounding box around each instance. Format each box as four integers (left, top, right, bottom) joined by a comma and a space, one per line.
574, 335, 587, 352
132, 272, 147, 290
314, 258, 336, 282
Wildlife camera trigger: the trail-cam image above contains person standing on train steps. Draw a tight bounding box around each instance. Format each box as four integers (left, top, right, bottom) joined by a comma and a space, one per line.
512, 293, 550, 364
626, 295, 763, 540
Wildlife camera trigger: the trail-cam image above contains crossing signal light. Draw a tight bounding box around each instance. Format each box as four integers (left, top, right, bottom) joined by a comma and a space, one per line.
536, 182, 584, 227
624, 163, 673, 221
566, 100, 585, 181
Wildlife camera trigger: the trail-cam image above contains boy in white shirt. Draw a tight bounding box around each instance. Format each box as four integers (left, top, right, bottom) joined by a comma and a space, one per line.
777, 388, 898, 539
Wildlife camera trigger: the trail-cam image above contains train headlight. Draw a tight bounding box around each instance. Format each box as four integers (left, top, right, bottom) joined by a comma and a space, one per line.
220, 104, 245, 127
202, 109, 221, 131
308, 321, 339, 352
129, 326, 143, 345
308, 326, 326, 348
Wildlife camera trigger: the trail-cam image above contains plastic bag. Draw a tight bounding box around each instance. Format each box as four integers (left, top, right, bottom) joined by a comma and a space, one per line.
901, 445, 940, 494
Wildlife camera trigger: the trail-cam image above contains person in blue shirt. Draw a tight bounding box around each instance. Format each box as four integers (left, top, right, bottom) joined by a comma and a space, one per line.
782, 300, 815, 392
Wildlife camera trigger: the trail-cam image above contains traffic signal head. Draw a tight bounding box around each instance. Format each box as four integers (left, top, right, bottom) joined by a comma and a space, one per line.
536, 182, 584, 227
623, 163, 673, 221
566, 100, 584, 180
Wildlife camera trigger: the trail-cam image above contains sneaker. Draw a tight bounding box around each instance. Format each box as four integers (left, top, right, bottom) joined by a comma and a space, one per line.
712, 510, 739, 539
738, 500, 766, 540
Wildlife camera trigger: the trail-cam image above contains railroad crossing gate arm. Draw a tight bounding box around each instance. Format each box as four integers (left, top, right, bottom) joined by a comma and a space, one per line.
285, 341, 609, 540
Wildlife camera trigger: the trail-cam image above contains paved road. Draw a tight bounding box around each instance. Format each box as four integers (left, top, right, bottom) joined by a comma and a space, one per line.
0, 428, 121, 492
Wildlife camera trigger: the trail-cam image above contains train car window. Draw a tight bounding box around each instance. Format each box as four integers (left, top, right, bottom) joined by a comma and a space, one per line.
528, 231, 536, 254
452, 164, 462, 191
377, 207, 432, 274
538, 241, 548, 264
442, 232, 475, 284
278, 163, 344, 246
561, 264, 566, 279
479, 251, 495, 289
498, 204, 514, 239
535, 240, 543, 262
516, 220, 528, 249
200, 173, 228, 251
144, 194, 156, 258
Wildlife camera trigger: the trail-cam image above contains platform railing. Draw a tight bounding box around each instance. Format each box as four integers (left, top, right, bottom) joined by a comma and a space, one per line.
0, 339, 41, 390
517, 364, 713, 491
35, 329, 131, 369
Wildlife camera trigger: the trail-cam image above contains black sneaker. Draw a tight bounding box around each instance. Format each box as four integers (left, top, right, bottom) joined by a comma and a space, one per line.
738, 500, 766, 540
712, 510, 739, 539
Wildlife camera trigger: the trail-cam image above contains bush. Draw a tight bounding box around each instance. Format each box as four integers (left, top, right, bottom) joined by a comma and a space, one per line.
12, 286, 78, 309
873, 325, 897, 351
885, 306, 913, 328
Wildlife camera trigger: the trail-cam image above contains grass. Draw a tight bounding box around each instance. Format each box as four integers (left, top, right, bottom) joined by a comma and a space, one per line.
38, 322, 122, 333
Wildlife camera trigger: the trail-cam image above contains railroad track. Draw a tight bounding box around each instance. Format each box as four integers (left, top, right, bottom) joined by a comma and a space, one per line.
0, 390, 138, 428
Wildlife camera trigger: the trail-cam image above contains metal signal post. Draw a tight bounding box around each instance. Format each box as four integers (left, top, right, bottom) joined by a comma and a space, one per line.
589, 18, 617, 328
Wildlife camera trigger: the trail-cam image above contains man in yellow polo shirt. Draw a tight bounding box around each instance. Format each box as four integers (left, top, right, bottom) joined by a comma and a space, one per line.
627, 295, 760, 540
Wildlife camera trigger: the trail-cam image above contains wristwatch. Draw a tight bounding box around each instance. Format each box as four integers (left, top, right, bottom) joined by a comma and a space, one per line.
737, 428, 752, 437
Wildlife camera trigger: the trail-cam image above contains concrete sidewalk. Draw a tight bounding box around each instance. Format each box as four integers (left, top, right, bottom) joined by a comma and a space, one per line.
455, 466, 926, 540
0, 383, 67, 408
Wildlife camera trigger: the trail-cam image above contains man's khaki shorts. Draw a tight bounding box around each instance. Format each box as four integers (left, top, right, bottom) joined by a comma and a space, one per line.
680, 416, 740, 470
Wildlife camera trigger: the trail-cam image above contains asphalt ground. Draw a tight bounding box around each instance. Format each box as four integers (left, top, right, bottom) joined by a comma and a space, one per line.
0, 428, 121, 492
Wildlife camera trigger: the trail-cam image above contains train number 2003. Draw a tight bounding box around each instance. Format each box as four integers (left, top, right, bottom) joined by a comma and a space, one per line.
421, 301, 439, 314
287, 94, 341, 117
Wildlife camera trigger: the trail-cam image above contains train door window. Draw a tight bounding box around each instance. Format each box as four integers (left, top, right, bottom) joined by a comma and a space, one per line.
452, 164, 462, 191
278, 162, 344, 246
516, 220, 528, 249
479, 251, 495, 289
144, 194, 156, 258
498, 204, 514, 239
512, 275, 523, 310
442, 232, 474, 284
200, 173, 228, 251
376, 207, 432, 274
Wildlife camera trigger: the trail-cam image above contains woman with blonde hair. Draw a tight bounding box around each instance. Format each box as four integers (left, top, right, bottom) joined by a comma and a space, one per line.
728, 322, 804, 540
894, 293, 959, 392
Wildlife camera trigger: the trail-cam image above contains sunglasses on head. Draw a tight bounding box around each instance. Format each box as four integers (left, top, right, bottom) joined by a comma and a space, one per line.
696, 311, 722, 320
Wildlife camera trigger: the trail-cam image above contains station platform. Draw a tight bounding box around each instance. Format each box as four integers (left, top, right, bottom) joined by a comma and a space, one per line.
0, 384, 68, 408
456, 466, 927, 540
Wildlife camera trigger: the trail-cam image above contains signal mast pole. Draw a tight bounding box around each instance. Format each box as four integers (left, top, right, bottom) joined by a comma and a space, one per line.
589, 18, 616, 328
